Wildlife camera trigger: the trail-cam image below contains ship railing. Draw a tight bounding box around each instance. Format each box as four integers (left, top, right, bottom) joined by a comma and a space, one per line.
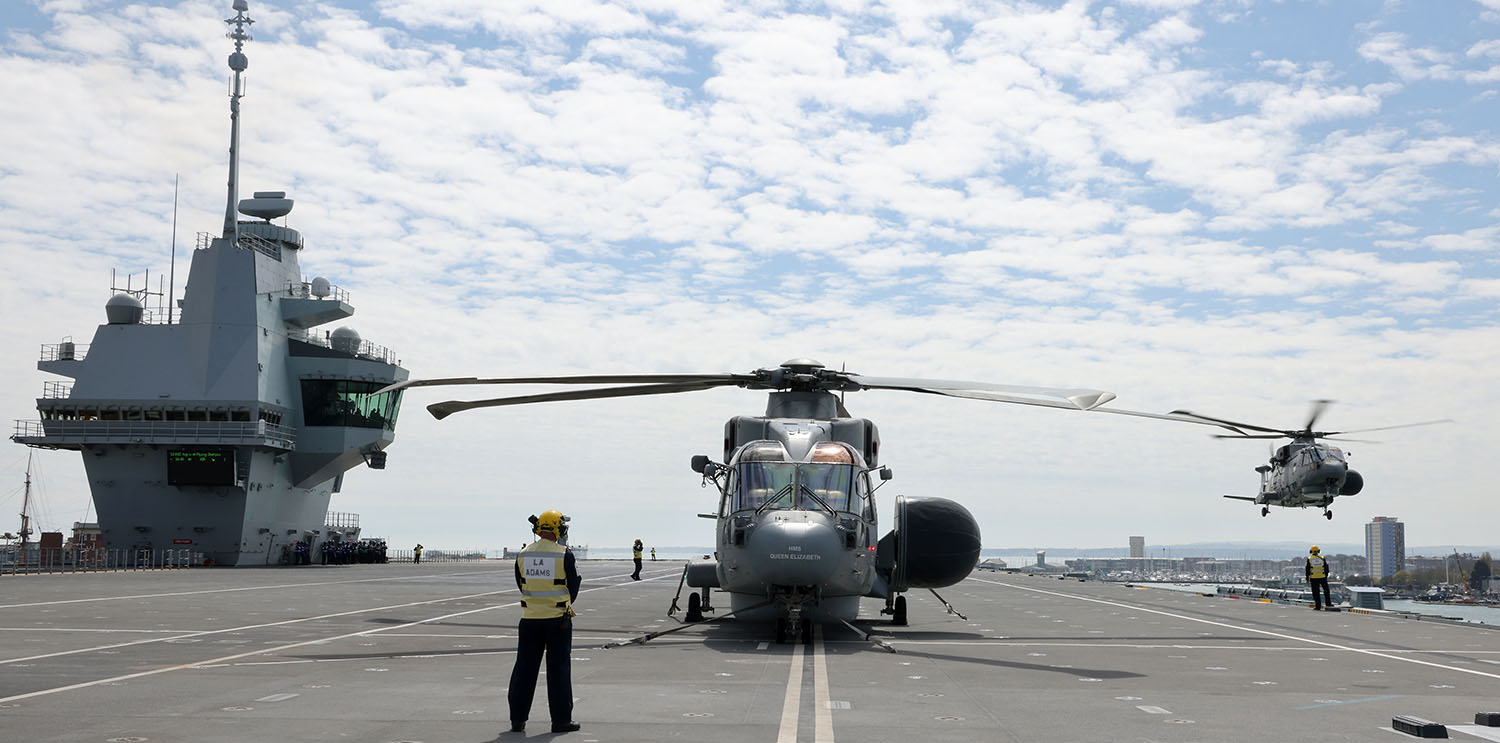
289, 329, 400, 366
238, 232, 283, 261
42, 381, 72, 399
325, 511, 361, 530
390, 548, 491, 564
284, 280, 351, 304
195, 231, 284, 262
40, 342, 89, 362
0, 547, 202, 576
11, 420, 297, 449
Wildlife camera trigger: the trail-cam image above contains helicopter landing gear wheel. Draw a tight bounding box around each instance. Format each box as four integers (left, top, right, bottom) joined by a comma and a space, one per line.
801, 618, 814, 645
891, 595, 908, 626
685, 592, 704, 622
1261, 507, 1270, 517
774, 617, 788, 644
1325, 510, 1333, 520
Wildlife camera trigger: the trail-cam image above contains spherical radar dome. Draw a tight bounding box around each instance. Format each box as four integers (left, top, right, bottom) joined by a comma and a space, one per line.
330, 326, 361, 353
104, 293, 144, 325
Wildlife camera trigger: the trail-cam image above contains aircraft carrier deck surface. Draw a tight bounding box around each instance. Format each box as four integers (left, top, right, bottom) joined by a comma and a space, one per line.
4, 560, 1499, 742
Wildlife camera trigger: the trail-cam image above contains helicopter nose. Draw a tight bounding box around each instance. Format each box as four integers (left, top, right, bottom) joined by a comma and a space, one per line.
746, 518, 841, 586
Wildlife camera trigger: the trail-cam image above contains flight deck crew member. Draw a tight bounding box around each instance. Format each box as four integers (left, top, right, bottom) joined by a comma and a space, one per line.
413, 543, 422, 564
1306, 545, 1332, 610
632, 538, 644, 580
650, 547, 656, 562
509, 510, 582, 734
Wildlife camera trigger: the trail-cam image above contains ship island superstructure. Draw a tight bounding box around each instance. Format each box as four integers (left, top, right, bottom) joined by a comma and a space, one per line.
10, 0, 407, 566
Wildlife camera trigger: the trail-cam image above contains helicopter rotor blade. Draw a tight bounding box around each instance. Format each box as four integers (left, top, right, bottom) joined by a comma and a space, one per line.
1304, 399, 1333, 433
1167, 410, 1290, 436
1318, 419, 1454, 436
375, 373, 754, 396
1087, 407, 1247, 433
851, 375, 1118, 410
1211, 433, 1288, 439
427, 381, 733, 420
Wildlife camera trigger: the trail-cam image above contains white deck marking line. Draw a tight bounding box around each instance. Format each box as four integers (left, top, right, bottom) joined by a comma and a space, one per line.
777, 640, 806, 743
0, 570, 497, 610
971, 577, 1500, 682
1447, 725, 1500, 742
1136, 705, 1171, 714
0, 570, 649, 666
0, 577, 634, 703
813, 624, 834, 743
0, 566, 675, 610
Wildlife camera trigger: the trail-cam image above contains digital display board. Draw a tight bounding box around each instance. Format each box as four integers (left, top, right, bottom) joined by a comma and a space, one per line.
167, 448, 236, 487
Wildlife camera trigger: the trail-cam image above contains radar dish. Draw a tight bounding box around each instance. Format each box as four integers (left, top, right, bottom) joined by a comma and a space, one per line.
239, 191, 293, 221
310, 277, 331, 298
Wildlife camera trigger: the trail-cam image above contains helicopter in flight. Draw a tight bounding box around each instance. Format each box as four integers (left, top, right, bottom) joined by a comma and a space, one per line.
381, 359, 1226, 644
1167, 400, 1450, 520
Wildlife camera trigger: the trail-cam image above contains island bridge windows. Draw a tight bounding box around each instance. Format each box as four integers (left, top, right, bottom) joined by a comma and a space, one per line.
40, 405, 259, 422
299, 380, 402, 431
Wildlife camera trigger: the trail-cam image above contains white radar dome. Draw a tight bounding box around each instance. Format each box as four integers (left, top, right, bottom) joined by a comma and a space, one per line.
310, 277, 331, 298
104, 293, 144, 325
330, 326, 361, 354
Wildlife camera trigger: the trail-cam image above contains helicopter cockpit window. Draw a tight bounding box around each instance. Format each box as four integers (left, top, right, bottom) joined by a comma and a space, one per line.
736, 462, 795, 511
798, 463, 853, 512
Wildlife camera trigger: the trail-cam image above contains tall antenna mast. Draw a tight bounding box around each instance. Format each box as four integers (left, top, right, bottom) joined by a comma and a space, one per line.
221, 0, 253, 242
18, 451, 33, 556
168, 173, 178, 324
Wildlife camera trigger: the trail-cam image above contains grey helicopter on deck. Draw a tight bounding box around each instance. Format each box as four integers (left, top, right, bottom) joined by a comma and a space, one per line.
1168, 400, 1450, 520
380, 359, 1229, 644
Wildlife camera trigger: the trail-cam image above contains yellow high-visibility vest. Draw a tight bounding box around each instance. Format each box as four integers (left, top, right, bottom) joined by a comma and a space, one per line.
518, 539, 572, 619
1308, 556, 1327, 580
633, 544, 643, 559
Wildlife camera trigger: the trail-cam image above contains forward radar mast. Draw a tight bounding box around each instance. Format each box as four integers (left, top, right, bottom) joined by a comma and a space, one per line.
221, 0, 252, 241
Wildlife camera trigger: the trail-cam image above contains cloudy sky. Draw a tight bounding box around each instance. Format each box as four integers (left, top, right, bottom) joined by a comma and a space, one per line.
1, 0, 1497, 555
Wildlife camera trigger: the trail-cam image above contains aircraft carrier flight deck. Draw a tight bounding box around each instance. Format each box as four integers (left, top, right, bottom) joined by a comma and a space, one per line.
3, 560, 1499, 742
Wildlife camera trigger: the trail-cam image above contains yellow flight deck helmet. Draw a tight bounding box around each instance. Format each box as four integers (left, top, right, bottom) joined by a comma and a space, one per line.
1309, 545, 1321, 554
530, 509, 567, 536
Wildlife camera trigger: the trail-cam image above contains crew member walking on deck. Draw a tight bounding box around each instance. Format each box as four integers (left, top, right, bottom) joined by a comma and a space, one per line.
413, 543, 422, 564
509, 510, 582, 734
650, 547, 656, 561
1306, 545, 1332, 610
631, 538, 644, 580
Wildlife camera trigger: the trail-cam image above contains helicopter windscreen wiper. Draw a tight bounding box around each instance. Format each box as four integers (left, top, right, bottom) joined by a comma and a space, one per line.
755, 484, 796, 515
797, 485, 837, 516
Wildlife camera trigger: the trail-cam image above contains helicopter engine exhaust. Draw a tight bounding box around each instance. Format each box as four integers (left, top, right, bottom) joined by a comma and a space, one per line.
877, 495, 982, 593
1340, 470, 1363, 495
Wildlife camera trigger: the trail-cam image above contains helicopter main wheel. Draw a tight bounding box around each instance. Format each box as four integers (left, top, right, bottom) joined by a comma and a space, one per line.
1261, 507, 1270, 517
774, 617, 788, 644
1325, 510, 1333, 520
891, 595, 908, 626
685, 592, 704, 622
801, 618, 814, 645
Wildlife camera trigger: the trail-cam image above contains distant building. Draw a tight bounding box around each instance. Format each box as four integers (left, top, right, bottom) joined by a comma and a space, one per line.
1365, 516, 1405, 580
1036, 550, 1047, 567
1129, 536, 1144, 558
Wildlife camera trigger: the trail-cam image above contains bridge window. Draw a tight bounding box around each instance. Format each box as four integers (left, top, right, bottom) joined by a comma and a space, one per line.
300, 380, 403, 431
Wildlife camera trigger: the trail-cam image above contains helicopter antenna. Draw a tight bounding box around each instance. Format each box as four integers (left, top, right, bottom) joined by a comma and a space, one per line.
221, 0, 253, 242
